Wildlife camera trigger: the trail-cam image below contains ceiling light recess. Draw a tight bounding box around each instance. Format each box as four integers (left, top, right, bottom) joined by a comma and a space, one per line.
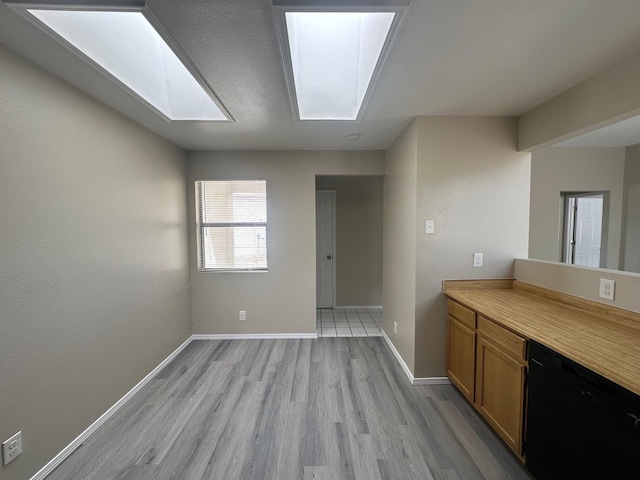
273, 0, 408, 121
6, 0, 232, 122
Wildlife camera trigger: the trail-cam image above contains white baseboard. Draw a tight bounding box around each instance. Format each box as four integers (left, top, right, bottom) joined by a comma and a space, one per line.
381, 330, 451, 387
332, 305, 383, 309
192, 333, 317, 340
30, 336, 193, 480
412, 376, 451, 386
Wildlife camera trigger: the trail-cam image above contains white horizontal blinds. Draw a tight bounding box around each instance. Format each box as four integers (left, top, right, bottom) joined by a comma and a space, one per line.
197, 180, 267, 270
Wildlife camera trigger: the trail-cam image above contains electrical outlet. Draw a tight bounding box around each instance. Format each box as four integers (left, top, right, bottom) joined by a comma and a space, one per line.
599, 279, 615, 301
239, 310, 246, 321
3, 431, 22, 466
473, 252, 483, 267
393, 321, 398, 335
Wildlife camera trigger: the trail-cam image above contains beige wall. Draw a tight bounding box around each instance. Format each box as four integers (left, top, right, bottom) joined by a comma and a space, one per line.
383, 120, 418, 373
315, 176, 383, 306
0, 46, 191, 480
187, 151, 384, 335
529, 147, 626, 269
414, 117, 531, 377
515, 259, 640, 314
518, 51, 640, 308
623, 144, 640, 272
519, 51, 640, 151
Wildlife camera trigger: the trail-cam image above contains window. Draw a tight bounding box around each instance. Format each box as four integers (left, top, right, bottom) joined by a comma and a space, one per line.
196, 180, 267, 271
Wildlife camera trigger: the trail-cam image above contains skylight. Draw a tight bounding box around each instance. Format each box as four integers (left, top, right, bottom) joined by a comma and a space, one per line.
274, 2, 407, 121
21, 6, 230, 122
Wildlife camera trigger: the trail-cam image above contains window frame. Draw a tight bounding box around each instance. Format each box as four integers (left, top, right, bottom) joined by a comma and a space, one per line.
195, 179, 268, 272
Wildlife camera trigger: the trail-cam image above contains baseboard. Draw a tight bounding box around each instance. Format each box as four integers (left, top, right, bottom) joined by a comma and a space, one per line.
30, 336, 193, 480
192, 333, 318, 340
412, 377, 451, 386
381, 330, 451, 387
332, 305, 383, 309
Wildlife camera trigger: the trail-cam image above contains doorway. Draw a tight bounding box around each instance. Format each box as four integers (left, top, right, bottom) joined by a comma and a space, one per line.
563, 192, 605, 267
316, 190, 335, 308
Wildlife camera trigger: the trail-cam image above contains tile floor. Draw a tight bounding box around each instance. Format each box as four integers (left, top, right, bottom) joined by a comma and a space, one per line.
316, 307, 383, 337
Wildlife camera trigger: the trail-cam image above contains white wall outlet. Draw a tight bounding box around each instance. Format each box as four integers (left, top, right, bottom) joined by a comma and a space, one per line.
3, 431, 22, 466
393, 321, 398, 335
599, 278, 615, 301
239, 310, 246, 321
473, 252, 483, 267
425, 220, 435, 234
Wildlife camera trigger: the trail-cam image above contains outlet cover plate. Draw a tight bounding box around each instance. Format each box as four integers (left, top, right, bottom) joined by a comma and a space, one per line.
473, 252, 483, 267
3, 431, 22, 466
599, 278, 615, 301
425, 220, 435, 234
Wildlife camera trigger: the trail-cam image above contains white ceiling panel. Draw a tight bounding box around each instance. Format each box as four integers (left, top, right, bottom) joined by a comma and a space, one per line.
2, 0, 640, 150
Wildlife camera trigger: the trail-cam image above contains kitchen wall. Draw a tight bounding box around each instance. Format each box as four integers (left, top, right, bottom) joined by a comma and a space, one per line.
315, 176, 383, 307
187, 151, 384, 336
517, 49, 640, 313
383, 117, 531, 378
519, 50, 640, 150
383, 120, 419, 373
515, 259, 640, 314
529, 147, 626, 269
623, 144, 640, 272
0, 45, 191, 480
413, 117, 531, 377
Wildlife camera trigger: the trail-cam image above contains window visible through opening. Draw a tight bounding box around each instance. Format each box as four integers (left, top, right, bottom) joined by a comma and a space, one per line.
196, 180, 267, 271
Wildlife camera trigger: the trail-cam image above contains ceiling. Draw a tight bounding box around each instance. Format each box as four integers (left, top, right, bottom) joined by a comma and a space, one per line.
2, 0, 640, 151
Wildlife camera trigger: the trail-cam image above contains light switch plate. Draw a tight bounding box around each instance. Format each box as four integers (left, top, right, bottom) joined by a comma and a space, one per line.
425, 220, 435, 234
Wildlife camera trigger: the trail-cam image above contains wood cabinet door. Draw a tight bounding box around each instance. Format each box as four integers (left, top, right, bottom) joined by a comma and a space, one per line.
475, 335, 526, 456
447, 315, 476, 402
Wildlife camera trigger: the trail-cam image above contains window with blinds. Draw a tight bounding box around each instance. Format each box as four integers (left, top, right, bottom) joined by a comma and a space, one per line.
196, 180, 267, 271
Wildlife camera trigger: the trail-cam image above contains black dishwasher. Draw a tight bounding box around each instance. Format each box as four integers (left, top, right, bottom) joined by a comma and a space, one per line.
526, 340, 640, 479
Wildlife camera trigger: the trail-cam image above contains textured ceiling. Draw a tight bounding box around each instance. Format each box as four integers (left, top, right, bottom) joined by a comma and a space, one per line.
2, 0, 640, 150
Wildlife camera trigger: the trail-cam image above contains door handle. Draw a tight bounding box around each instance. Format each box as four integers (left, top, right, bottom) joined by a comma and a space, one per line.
327, 255, 332, 260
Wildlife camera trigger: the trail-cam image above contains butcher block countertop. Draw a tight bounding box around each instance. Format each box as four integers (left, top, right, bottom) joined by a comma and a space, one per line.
443, 279, 640, 397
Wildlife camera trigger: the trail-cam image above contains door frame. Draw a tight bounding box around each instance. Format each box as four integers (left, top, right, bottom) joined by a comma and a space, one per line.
316, 190, 337, 308
560, 191, 609, 268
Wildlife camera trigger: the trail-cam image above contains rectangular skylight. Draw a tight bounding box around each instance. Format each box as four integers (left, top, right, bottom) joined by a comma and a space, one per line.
22, 6, 230, 122
274, 2, 407, 121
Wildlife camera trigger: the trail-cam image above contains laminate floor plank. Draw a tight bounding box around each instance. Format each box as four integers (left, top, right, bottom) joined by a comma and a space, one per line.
46, 338, 533, 480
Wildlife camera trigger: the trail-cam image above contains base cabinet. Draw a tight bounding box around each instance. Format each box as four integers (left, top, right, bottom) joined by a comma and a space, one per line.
446, 300, 527, 458
447, 316, 476, 401
446, 299, 477, 401
475, 334, 526, 455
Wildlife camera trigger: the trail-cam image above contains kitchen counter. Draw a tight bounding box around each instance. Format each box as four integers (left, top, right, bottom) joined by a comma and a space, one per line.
444, 279, 640, 397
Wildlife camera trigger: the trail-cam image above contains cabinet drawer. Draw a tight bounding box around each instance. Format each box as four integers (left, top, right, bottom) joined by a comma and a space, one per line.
478, 316, 526, 361
447, 299, 476, 329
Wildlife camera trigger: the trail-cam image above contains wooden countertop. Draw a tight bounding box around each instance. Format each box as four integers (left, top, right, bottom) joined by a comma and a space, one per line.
444, 280, 640, 397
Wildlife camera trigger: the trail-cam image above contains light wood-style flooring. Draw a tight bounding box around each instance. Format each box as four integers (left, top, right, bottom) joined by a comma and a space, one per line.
47, 338, 533, 480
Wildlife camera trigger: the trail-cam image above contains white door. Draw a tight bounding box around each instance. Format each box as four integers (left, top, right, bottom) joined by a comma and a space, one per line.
565, 194, 603, 267
573, 196, 603, 267
316, 191, 335, 308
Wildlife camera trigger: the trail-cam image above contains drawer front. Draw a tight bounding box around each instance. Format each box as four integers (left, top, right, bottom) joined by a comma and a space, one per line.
447, 299, 476, 329
478, 315, 526, 361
